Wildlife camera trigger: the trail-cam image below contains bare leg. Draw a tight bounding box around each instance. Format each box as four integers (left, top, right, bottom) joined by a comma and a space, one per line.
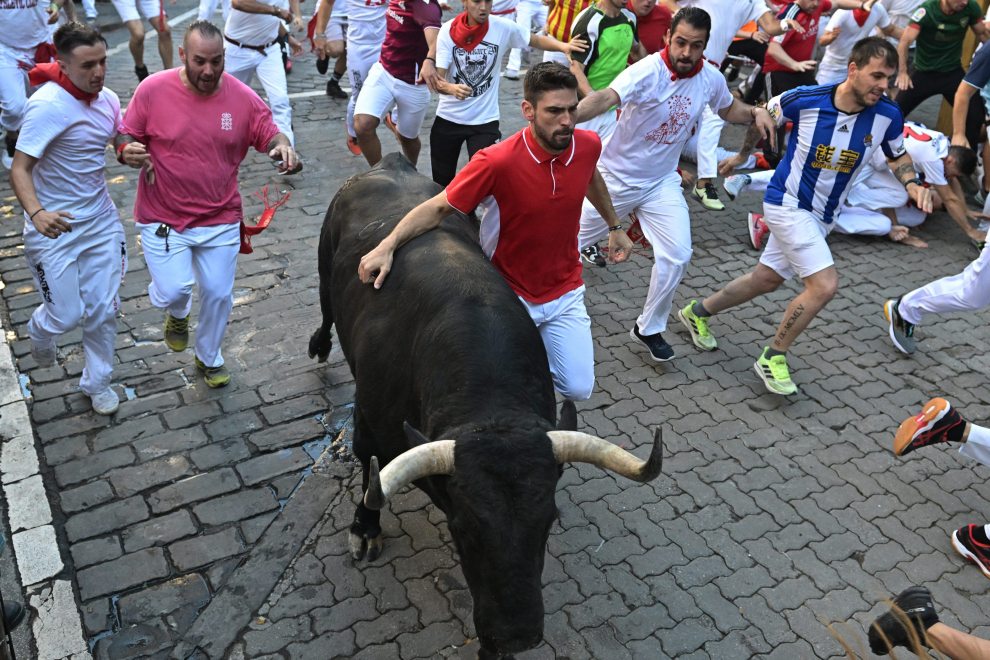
769, 266, 838, 352
397, 135, 421, 166
126, 19, 146, 68
702, 263, 785, 315
151, 17, 173, 69
354, 115, 382, 166
926, 622, 990, 660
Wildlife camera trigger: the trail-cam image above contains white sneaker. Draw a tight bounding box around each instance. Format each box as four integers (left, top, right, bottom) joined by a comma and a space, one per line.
30, 340, 56, 368
504, 68, 519, 80
90, 388, 119, 415
723, 174, 751, 201
1, 151, 11, 170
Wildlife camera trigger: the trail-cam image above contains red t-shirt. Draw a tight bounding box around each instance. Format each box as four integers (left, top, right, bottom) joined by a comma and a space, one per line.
381, 0, 443, 84
763, 0, 832, 73
120, 70, 280, 231
627, 1, 671, 57
445, 127, 602, 304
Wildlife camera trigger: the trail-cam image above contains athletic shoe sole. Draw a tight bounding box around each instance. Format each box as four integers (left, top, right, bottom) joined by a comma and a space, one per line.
952, 529, 990, 580
677, 309, 716, 352
894, 397, 950, 456
884, 299, 915, 355
748, 213, 761, 250
753, 360, 798, 395
629, 326, 675, 362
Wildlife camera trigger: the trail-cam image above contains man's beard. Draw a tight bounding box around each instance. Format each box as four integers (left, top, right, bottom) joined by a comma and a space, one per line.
673, 54, 700, 76
535, 121, 573, 151
852, 84, 881, 108
188, 64, 223, 93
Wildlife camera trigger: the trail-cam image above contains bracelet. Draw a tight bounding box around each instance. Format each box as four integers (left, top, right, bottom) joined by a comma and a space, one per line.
904, 177, 924, 188
116, 142, 128, 164
424, 56, 436, 63
314, 33, 326, 39
29, 208, 44, 220
608, 224, 623, 232
49, 2, 59, 9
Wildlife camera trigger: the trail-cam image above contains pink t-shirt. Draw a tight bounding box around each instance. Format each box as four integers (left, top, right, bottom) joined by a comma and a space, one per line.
120, 69, 281, 232
381, 0, 442, 84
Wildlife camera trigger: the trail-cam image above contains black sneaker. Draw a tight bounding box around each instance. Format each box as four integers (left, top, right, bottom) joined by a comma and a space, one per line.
869, 586, 939, 655
135, 64, 149, 81
883, 297, 915, 355
326, 78, 348, 99
316, 56, 329, 75
581, 245, 608, 268
3, 601, 25, 632
630, 325, 675, 362
952, 524, 990, 579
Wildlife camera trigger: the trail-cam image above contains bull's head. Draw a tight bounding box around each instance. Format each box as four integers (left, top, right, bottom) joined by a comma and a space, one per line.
363, 416, 663, 657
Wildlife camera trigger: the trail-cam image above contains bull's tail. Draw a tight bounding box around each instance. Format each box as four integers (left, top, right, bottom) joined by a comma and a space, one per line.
308, 201, 337, 362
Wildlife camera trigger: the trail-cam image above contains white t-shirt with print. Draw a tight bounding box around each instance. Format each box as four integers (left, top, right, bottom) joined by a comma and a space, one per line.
680, 0, 769, 65
0, 3, 51, 51
600, 54, 733, 187
821, 5, 891, 70
16, 83, 122, 222
436, 16, 530, 125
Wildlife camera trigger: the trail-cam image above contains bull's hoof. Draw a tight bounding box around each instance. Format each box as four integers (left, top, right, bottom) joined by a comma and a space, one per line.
308, 328, 333, 363
348, 530, 384, 561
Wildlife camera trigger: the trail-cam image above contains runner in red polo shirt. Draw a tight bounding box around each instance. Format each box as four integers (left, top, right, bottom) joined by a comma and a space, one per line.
358, 62, 633, 401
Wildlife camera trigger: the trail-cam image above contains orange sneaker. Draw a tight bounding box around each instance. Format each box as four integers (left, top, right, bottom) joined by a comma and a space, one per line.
894, 398, 963, 456
754, 153, 770, 170
347, 135, 361, 155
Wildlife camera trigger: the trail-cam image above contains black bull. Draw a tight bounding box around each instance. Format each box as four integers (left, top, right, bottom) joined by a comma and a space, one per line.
308, 154, 663, 658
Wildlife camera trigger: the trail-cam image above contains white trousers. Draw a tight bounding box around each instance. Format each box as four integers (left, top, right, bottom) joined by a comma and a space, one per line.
141, 223, 240, 368
576, 107, 617, 145
695, 105, 725, 181
739, 168, 774, 194
0, 44, 35, 132
543, 50, 568, 64
579, 169, 691, 335
959, 425, 990, 467
899, 241, 990, 325
506, 0, 545, 72
519, 285, 594, 401
682, 132, 756, 169
24, 213, 126, 395
347, 18, 387, 139
198, 0, 230, 20
82, 0, 98, 18
225, 42, 294, 146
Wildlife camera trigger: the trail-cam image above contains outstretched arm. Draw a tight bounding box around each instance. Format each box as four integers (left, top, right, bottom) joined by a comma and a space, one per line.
531, 33, 587, 61
717, 99, 776, 145
896, 25, 919, 90
358, 191, 455, 288
574, 88, 620, 124
267, 133, 301, 173
887, 153, 934, 214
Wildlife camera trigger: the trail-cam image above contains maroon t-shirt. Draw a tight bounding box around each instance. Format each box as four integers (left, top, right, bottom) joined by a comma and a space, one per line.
380, 0, 442, 84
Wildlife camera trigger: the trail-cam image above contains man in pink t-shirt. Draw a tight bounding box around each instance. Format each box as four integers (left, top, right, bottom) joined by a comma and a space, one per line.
116, 20, 300, 388
352, 0, 443, 167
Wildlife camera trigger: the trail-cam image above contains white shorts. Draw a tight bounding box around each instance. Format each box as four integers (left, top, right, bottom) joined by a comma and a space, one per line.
543, 50, 568, 64
354, 61, 430, 139
759, 203, 835, 280
111, 0, 162, 23
327, 14, 348, 42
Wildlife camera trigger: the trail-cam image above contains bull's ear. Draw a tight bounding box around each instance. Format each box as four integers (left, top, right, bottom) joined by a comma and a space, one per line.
557, 401, 577, 432
403, 422, 432, 447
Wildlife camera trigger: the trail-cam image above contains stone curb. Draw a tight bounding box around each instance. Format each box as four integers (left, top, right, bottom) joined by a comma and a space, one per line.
0, 328, 91, 660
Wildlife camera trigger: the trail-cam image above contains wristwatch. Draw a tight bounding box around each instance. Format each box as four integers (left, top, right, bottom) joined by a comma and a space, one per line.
904, 177, 924, 189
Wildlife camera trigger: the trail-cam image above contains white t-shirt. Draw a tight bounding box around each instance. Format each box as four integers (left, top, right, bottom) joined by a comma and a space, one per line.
601, 54, 733, 186
904, 122, 949, 185
436, 16, 530, 124
16, 83, 122, 222
224, 0, 289, 45
347, 0, 386, 22
879, 0, 923, 28
0, 4, 51, 51
680, 0, 768, 65
822, 5, 891, 69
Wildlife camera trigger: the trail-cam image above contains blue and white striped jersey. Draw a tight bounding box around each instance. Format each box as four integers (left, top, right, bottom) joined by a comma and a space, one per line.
765, 85, 906, 224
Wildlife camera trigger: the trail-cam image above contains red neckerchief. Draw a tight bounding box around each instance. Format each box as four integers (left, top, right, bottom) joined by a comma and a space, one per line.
450, 12, 489, 52
660, 48, 704, 81
852, 8, 870, 26
28, 62, 98, 104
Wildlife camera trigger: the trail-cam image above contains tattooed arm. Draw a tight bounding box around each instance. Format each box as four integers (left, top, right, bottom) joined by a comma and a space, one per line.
886, 153, 933, 214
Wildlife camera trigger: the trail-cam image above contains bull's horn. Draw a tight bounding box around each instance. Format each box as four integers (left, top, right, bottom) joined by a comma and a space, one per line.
363, 440, 456, 510
547, 427, 663, 482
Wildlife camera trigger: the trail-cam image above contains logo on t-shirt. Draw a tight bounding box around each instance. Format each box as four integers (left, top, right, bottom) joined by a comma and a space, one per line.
645, 94, 691, 145
451, 43, 499, 98
910, 7, 925, 22
838, 124, 849, 133
221, 113, 232, 130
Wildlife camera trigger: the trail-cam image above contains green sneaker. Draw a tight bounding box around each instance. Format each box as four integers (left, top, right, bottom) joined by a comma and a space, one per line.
195, 358, 231, 388
754, 347, 798, 395
164, 313, 190, 352
678, 301, 717, 351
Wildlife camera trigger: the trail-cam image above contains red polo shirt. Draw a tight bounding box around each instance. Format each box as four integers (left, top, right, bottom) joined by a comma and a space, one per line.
445, 127, 601, 304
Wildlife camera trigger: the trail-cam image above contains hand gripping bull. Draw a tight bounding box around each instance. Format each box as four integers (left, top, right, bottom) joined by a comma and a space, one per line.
308, 154, 664, 659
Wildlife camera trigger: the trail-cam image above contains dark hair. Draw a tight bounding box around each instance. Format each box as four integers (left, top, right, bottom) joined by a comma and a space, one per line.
948, 145, 978, 176
849, 36, 898, 70
669, 6, 711, 41
523, 62, 578, 106
53, 21, 107, 58
184, 20, 223, 46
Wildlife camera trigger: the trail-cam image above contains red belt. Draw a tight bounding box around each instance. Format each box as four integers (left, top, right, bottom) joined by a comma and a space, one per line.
224, 34, 277, 55
491, 7, 516, 14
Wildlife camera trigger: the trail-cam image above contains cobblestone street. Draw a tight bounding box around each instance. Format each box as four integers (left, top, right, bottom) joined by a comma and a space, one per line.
3, 5, 990, 659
